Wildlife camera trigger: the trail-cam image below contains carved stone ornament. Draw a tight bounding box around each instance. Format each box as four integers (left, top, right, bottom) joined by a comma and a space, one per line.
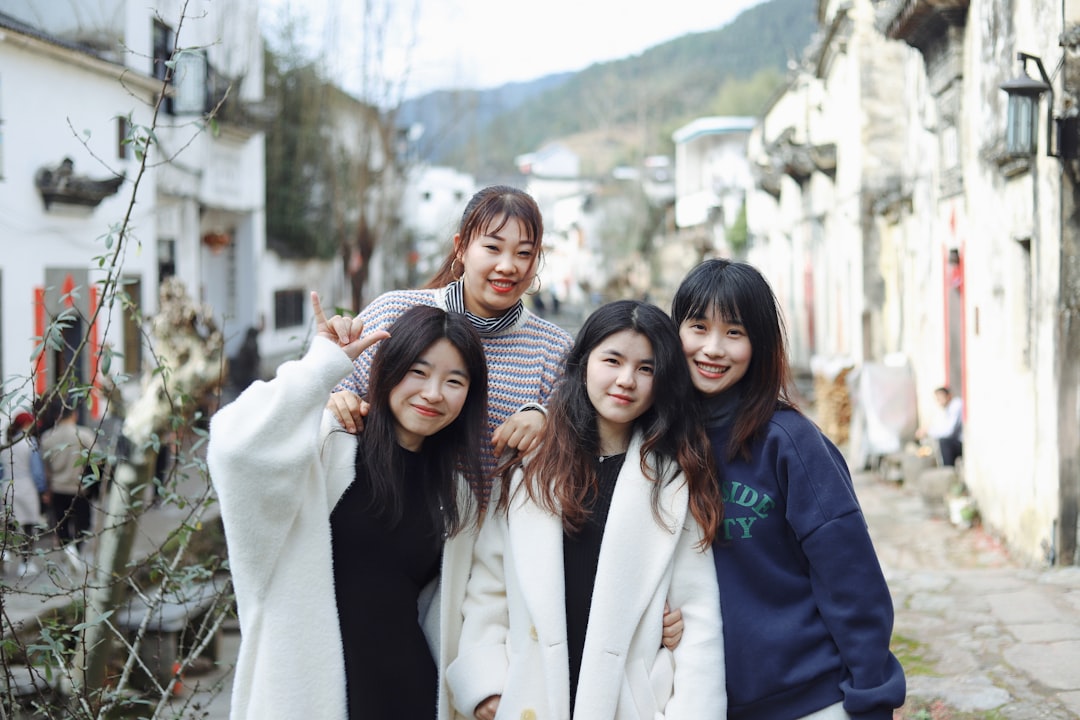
34, 156, 125, 210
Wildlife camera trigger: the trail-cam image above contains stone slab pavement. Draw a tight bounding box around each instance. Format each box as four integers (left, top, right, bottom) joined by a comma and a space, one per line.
6, 460, 1080, 719
183, 468, 1080, 720
856, 469, 1080, 719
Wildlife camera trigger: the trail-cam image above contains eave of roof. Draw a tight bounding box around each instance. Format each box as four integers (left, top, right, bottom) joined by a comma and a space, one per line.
0, 11, 159, 94
673, 116, 758, 145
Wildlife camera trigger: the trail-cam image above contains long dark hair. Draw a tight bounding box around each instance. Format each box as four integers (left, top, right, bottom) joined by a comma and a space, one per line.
504, 300, 722, 545
357, 306, 488, 535
671, 258, 798, 461
425, 185, 545, 288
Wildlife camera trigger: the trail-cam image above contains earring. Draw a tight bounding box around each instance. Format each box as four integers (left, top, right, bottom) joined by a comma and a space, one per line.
525, 274, 542, 296
451, 257, 464, 280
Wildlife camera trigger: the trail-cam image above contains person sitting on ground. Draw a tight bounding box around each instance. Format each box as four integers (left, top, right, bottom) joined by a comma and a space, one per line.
916, 385, 963, 467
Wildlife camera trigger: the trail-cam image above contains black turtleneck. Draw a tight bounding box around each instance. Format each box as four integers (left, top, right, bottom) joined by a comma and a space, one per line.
330, 447, 443, 719
701, 383, 745, 429
563, 451, 626, 711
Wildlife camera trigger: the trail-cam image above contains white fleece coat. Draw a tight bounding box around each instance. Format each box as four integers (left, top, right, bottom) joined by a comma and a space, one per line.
208, 336, 475, 720
447, 433, 727, 720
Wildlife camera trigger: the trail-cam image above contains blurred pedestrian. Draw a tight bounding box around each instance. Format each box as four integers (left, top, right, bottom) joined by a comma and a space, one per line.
2, 411, 45, 574
40, 395, 99, 565
229, 326, 262, 394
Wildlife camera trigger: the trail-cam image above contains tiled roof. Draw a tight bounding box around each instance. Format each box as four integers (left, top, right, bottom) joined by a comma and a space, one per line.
0, 10, 112, 62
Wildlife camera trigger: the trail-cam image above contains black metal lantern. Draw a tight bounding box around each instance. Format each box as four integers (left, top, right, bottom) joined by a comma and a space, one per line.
1000, 53, 1054, 158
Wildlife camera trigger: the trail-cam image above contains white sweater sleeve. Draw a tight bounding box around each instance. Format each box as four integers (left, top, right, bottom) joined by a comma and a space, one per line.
663, 520, 727, 719
207, 336, 356, 600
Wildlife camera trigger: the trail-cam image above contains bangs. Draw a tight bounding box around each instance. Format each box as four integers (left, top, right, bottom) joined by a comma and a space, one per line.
678, 292, 742, 327
464, 195, 543, 246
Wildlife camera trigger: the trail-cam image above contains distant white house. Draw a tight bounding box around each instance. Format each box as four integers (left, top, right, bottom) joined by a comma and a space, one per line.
648, 116, 756, 309
394, 165, 476, 285
515, 142, 606, 308
0, 0, 265, 416
672, 116, 756, 242
516, 142, 592, 229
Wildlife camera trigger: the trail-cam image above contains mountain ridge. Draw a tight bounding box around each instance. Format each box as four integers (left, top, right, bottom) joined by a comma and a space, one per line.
399, 0, 816, 179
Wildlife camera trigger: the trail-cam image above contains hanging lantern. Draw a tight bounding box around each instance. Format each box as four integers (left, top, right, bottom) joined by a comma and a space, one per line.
999, 53, 1053, 158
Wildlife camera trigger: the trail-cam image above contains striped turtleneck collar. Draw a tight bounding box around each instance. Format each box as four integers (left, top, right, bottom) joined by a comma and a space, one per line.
443, 280, 525, 336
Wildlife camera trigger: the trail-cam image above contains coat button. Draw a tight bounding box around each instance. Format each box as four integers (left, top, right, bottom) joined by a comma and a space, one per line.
521, 711, 537, 720
529, 626, 538, 641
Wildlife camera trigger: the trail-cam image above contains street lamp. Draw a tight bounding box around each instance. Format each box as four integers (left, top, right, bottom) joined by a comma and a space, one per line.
1000, 52, 1054, 158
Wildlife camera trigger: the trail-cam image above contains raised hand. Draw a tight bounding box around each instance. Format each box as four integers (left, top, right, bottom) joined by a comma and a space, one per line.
310, 291, 389, 361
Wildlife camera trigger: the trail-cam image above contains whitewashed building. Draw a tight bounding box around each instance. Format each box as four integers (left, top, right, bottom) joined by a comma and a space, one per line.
652, 117, 756, 310
0, 0, 265, 417
742, 0, 1080, 565
873, 0, 1080, 565
672, 116, 756, 249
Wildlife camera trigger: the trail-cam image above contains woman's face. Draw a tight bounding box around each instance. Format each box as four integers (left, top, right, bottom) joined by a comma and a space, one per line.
585, 330, 656, 452
678, 308, 752, 397
389, 339, 472, 451
456, 215, 537, 318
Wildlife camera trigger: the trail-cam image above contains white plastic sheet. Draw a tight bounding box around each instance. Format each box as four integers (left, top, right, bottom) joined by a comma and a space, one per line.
847, 357, 918, 467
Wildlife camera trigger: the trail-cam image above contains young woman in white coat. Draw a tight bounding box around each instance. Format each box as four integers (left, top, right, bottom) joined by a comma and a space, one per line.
208, 295, 488, 720
448, 300, 727, 720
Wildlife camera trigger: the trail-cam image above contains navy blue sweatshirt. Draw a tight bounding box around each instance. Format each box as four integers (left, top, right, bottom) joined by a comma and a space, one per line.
708, 409, 905, 720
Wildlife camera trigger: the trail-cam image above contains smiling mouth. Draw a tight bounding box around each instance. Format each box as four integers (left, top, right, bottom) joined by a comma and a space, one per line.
489, 279, 516, 292
696, 362, 727, 378
609, 394, 634, 403
412, 405, 440, 418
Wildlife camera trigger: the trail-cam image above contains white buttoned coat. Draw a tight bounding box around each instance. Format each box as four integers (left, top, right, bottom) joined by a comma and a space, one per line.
446, 433, 726, 720
208, 337, 475, 720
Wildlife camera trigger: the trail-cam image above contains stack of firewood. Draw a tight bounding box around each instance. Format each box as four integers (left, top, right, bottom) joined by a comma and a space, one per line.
814, 366, 852, 445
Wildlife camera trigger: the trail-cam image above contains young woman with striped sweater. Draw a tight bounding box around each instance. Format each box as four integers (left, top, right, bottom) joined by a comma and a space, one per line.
329, 185, 574, 505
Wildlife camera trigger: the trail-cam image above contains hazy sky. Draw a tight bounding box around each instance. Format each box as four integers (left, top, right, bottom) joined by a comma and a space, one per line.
261, 0, 767, 98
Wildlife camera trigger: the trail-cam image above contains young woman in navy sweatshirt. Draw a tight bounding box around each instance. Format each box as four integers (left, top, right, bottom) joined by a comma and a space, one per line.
671, 259, 906, 720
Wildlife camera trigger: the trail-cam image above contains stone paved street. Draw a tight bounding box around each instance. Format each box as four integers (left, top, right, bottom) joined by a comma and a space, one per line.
5, 457, 1080, 718
856, 469, 1080, 719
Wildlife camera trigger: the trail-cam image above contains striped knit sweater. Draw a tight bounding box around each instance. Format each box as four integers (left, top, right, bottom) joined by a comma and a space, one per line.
335, 287, 573, 500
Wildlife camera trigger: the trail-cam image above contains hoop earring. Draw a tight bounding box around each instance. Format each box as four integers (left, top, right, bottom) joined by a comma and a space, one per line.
525, 274, 542, 296
451, 257, 464, 280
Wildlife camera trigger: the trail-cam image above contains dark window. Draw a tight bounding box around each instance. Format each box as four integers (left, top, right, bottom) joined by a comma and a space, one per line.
152, 21, 172, 80
121, 276, 142, 375
274, 289, 305, 329
158, 238, 176, 283
118, 116, 129, 160
1017, 237, 1033, 368
152, 20, 175, 114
